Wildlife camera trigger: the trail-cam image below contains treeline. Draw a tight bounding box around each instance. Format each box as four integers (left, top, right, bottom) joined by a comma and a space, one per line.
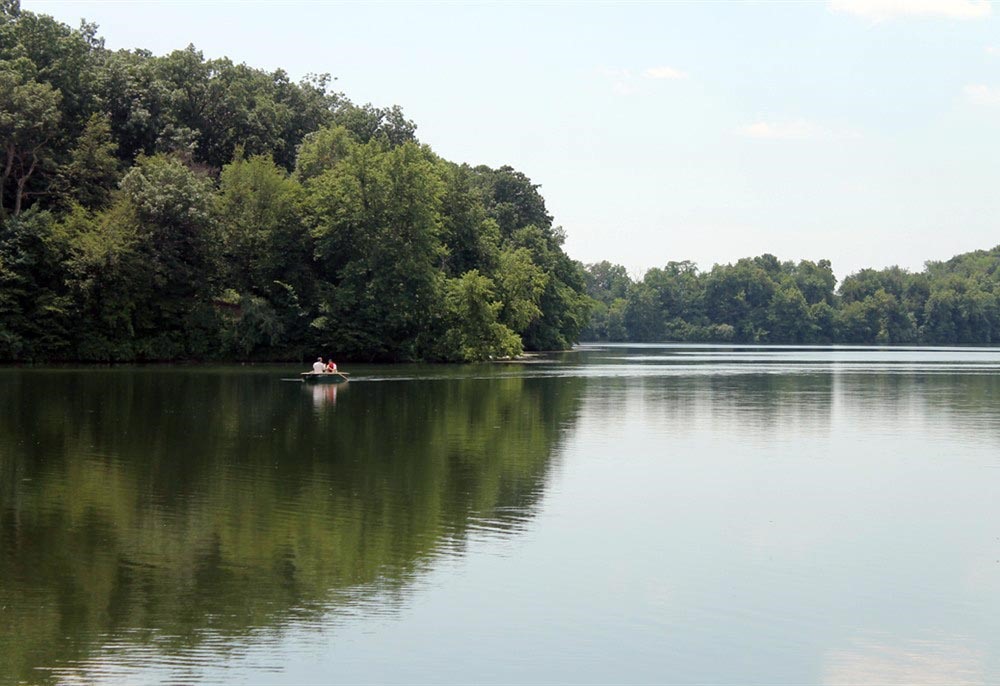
584, 249, 1000, 345
0, 3, 588, 362
6, 4, 1000, 362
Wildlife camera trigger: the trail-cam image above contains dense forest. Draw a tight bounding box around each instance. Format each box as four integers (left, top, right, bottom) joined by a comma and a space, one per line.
4, 2, 1000, 362
0, 2, 588, 362
583, 250, 1000, 345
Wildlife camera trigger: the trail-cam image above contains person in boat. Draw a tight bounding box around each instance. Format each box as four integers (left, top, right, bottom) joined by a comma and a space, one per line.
325, 359, 338, 373
312, 357, 325, 373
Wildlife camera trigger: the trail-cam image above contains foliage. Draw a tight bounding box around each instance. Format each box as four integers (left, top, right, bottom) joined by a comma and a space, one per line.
6, 5, 1000, 359
0, 62, 63, 215
0, 7, 594, 362
307, 137, 447, 360
61, 112, 120, 209
440, 270, 523, 361
0, 210, 70, 358
582, 252, 1000, 346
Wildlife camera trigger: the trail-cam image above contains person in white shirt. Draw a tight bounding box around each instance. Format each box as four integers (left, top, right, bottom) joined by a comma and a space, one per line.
312, 357, 325, 373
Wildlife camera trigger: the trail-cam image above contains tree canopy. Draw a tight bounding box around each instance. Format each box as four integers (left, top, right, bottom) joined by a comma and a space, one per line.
582, 250, 1000, 346
0, 7, 589, 362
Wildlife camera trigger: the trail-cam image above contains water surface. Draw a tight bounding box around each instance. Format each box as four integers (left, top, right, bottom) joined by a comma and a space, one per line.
2, 345, 999, 684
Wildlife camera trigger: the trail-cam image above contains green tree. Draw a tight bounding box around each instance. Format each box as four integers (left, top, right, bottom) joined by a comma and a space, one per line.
118, 154, 219, 357
767, 283, 813, 343
62, 112, 119, 209
0, 210, 71, 358
217, 153, 309, 297
793, 259, 837, 305
495, 247, 547, 333
584, 260, 632, 305
0, 6, 101, 138
332, 102, 416, 147
606, 298, 628, 341
839, 266, 911, 304
835, 289, 916, 345
508, 225, 589, 350
624, 283, 664, 342
294, 125, 354, 183
439, 163, 500, 277
56, 202, 146, 359
703, 259, 777, 342
440, 270, 522, 361
921, 280, 998, 345
308, 139, 447, 359
0, 64, 62, 215
475, 164, 552, 239
216, 153, 312, 356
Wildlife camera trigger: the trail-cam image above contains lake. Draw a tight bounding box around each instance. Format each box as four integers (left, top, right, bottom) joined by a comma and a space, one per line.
2, 345, 999, 685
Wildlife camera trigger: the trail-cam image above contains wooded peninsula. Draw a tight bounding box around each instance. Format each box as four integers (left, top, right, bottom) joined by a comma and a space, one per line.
3, 3, 1000, 362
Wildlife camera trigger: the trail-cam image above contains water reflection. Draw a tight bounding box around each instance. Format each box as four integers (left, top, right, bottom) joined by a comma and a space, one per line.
3, 349, 1000, 684
306, 379, 343, 408
0, 368, 584, 684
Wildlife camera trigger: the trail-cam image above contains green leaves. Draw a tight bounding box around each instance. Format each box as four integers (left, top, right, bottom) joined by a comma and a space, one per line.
0, 210, 71, 358
307, 138, 448, 359
63, 113, 119, 209
0, 7, 592, 362
441, 270, 522, 361
0, 63, 62, 214
496, 248, 547, 332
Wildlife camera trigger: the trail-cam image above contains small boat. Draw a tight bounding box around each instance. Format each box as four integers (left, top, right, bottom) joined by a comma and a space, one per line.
300, 371, 349, 384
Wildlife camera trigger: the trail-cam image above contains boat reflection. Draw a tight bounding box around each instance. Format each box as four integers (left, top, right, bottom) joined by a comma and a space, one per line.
308, 378, 344, 407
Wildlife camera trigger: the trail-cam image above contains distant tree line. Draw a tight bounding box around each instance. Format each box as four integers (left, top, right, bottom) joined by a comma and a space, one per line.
583, 250, 1000, 345
0, 3, 588, 361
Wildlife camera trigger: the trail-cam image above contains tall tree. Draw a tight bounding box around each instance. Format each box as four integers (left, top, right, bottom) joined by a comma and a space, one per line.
56, 203, 145, 359
308, 139, 447, 359
62, 112, 119, 209
117, 154, 219, 357
440, 270, 522, 361
0, 64, 62, 215
0, 210, 71, 359
216, 153, 312, 355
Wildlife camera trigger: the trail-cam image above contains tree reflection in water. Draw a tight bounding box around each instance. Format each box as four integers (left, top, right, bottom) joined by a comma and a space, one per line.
0, 367, 585, 684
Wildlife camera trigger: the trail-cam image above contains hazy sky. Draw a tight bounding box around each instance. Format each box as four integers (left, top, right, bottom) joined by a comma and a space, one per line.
26, 0, 1000, 281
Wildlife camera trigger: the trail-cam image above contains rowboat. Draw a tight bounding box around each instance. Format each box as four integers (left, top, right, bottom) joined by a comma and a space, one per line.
300, 371, 349, 384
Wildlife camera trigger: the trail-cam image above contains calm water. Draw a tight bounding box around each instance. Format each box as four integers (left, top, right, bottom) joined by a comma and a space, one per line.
2, 345, 1000, 685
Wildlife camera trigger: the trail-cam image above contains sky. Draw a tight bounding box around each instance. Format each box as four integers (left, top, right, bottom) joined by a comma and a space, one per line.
25, 0, 1000, 281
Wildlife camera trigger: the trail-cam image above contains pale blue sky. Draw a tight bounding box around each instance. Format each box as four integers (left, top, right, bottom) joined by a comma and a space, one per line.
27, 0, 1000, 280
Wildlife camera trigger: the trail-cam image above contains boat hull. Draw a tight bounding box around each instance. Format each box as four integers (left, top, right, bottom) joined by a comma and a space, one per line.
301, 372, 349, 384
